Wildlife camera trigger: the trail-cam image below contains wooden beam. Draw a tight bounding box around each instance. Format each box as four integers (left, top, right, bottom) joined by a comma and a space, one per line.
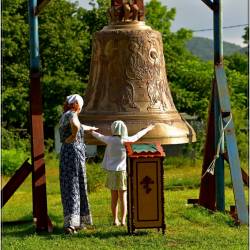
198, 81, 216, 211
222, 152, 249, 187
30, 72, 50, 231
187, 199, 199, 204
29, 0, 51, 231
215, 65, 248, 225
35, 0, 51, 15
1, 159, 32, 208
241, 168, 249, 187
201, 0, 215, 10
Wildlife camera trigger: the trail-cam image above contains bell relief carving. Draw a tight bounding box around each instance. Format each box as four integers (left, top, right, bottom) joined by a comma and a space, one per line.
84, 29, 175, 113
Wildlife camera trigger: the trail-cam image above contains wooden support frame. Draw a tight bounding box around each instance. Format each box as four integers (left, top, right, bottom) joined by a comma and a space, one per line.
1, 0, 52, 233
201, 0, 215, 11
189, 0, 249, 225
35, 0, 51, 15
198, 81, 216, 210
1, 159, 32, 208
28, 0, 51, 232
29, 71, 50, 231
215, 65, 248, 224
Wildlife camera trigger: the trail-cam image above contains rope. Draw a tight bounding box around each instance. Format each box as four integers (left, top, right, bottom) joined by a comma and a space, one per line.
201, 114, 232, 179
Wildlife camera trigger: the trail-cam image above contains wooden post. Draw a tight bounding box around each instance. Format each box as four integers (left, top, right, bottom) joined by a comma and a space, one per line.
28, 0, 51, 231
198, 82, 216, 210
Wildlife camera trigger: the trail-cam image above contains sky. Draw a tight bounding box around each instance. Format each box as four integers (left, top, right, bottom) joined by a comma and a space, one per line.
71, 0, 249, 47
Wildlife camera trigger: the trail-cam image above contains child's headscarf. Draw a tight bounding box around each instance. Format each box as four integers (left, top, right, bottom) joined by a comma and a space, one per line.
66, 94, 84, 112
111, 120, 128, 138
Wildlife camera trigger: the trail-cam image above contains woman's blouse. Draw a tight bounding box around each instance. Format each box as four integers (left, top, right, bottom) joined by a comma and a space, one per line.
59, 110, 84, 144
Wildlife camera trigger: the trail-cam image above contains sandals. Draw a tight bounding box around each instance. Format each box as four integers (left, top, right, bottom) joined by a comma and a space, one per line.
113, 221, 127, 226
64, 224, 87, 234
75, 225, 87, 231
64, 226, 77, 235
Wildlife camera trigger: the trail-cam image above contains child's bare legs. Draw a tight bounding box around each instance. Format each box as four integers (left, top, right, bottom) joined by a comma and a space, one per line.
111, 190, 120, 225
119, 190, 127, 225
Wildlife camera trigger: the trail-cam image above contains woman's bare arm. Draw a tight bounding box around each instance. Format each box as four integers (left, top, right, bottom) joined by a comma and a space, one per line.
81, 124, 98, 131
64, 115, 80, 143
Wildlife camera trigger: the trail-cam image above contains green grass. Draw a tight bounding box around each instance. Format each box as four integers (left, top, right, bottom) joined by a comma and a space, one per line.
2, 156, 248, 250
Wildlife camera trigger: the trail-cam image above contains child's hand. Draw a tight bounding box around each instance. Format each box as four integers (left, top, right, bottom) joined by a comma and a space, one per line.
90, 126, 98, 131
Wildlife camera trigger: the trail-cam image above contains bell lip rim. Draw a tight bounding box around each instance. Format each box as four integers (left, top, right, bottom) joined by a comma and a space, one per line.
84, 136, 197, 146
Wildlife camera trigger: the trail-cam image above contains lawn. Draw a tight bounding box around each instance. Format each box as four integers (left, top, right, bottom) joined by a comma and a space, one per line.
1, 156, 248, 250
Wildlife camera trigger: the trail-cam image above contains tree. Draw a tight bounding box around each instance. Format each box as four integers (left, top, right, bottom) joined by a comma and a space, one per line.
2, 0, 93, 137
224, 52, 248, 75
38, 0, 92, 136
168, 58, 213, 120
2, 0, 30, 129
223, 46, 248, 159
242, 26, 249, 45
145, 0, 193, 64
78, 0, 109, 35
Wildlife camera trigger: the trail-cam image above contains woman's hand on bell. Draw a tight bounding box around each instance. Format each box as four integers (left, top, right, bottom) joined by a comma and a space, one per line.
91, 126, 98, 131
148, 124, 155, 130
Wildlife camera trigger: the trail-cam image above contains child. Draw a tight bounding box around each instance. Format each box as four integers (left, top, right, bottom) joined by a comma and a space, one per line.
91, 120, 155, 226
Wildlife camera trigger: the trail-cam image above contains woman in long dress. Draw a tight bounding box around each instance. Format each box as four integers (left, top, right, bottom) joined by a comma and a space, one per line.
59, 94, 97, 234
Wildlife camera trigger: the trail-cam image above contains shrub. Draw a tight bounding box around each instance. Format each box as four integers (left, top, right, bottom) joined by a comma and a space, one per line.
44, 138, 55, 155
86, 162, 106, 193
1, 149, 30, 176
1, 127, 30, 152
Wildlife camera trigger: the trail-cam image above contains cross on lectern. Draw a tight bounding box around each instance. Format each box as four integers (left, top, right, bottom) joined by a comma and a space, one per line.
140, 176, 154, 194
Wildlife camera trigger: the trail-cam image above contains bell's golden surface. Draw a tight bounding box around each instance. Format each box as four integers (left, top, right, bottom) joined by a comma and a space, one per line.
80, 19, 196, 145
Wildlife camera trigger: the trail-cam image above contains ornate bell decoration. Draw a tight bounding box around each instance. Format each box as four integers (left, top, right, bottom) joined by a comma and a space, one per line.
80, 0, 196, 145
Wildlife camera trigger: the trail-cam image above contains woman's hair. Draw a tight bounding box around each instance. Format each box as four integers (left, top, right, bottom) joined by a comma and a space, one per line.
63, 101, 80, 113
63, 94, 84, 113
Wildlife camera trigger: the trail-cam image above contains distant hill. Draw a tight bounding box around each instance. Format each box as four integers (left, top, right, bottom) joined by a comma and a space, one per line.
186, 37, 247, 61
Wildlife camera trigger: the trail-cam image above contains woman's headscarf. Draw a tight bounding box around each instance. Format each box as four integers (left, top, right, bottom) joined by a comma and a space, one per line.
111, 120, 128, 138
66, 94, 84, 112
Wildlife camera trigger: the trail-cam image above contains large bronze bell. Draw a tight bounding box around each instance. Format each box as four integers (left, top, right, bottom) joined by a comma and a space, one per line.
80, 0, 196, 145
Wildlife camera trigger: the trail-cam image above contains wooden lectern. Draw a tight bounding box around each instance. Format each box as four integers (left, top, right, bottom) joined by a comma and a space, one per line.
125, 143, 166, 234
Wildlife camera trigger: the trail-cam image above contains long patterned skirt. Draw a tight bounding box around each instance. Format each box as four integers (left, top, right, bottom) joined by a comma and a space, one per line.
59, 142, 92, 228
